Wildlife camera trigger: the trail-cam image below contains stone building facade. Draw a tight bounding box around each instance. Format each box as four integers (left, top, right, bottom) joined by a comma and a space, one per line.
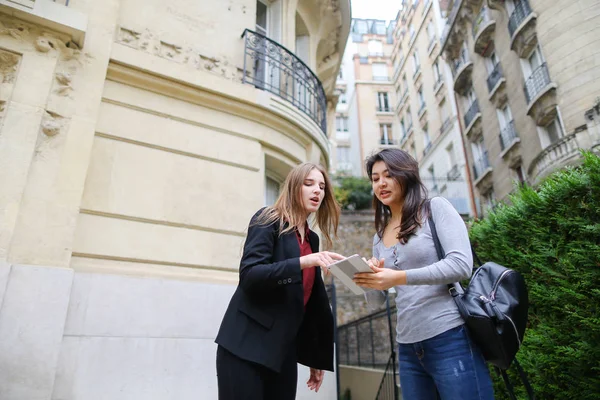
441, 0, 600, 212
0, 0, 350, 399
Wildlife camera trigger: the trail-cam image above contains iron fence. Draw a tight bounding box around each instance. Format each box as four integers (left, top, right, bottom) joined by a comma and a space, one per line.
499, 120, 519, 150
338, 302, 397, 369
508, 0, 533, 37
487, 63, 504, 92
241, 29, 327, 135
464, 101, 480, 128
375, 353, 400, 400
524, 63, 551, 104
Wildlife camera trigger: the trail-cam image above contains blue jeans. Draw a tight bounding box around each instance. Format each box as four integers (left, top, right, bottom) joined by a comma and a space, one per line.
398, 325, 494, 400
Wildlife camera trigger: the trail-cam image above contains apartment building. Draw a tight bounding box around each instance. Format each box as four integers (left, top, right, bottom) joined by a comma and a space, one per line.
441, 0, 600, 212
0, 0, 349, 398
330, 18, 396, 177
393, 0, 476, 216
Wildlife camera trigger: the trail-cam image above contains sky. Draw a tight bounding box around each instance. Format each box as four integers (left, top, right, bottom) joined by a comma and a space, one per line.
350, 0, 402, 22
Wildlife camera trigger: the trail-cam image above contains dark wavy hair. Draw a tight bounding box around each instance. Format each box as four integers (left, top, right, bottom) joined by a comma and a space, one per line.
365, 148, 429, 244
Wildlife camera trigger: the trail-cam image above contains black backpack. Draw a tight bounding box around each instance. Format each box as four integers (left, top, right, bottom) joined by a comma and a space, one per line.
428, 216, 535, 400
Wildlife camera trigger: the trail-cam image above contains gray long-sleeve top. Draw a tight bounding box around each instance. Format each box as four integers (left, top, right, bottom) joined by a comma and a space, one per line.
371, 196, 473, 344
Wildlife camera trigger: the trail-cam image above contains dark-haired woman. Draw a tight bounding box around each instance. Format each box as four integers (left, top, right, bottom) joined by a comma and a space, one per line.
216, 162, 344, 400
354, 148, 494, 400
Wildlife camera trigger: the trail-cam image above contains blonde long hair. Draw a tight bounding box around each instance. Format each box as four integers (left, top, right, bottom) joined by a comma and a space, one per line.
254, 163, 340, 249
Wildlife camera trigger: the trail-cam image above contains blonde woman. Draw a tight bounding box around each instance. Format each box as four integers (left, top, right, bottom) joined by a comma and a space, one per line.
215, 162, 343, 400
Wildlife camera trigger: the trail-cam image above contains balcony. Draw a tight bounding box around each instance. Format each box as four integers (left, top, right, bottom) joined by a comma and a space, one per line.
373, 75, 390, 82
380, 138, 398, 146
464, 101, 482, 137
499, 120, 520, 156
242, 29, 327, 135
377, 106, 392, 113
447, 164, 461, 181
423, 142, 432, 157
473, 151, 493, 186
428, 37, 438, 56
472, 6, 496, 56
413, 65, 422, 82
508, 0, 537, 57
486, 63, 506, 106
452, 49, 473, 95
524, 63, 558, 125
528, 125, 600, 184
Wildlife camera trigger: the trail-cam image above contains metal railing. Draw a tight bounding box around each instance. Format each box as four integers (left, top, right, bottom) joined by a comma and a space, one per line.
375, 353, 400, 400
242, 29, 327, 134
413, 65, 421, 80
423, 142, 432, 156
473, 151, 491, 180
338, 304, 397, 369
380, 138, 398, 145
418, 102, 426, 116
487, 63, 504, 92
524, 62, 551, 104
464, 101, 480, 128
441, 0, 462, 47
508, 0, 533, 37
499, 120, 519, 150
447, 164, 461, 180
452, 49, 470, 77
472, 6, 492, 38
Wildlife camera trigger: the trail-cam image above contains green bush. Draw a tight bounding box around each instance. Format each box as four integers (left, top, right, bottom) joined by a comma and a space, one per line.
469, 152, 600, 399
334, 176, 372, 210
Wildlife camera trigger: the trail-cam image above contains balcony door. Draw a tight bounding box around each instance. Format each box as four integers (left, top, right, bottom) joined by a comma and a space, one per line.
254, 1, 269, 88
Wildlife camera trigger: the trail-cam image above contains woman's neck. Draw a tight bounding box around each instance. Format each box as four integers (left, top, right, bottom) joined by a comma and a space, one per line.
389, 202, 403, 225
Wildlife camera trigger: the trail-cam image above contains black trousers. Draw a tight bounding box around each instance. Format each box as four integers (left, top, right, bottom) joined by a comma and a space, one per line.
216, 346, 298, 400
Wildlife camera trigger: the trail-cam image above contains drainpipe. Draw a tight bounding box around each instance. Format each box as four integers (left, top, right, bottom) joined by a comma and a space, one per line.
453, 91, 479, 219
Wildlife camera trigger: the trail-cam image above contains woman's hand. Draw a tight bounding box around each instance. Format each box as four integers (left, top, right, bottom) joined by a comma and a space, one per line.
353, 257, 407, 290
299, 251, 345, 270
307, 368, 324, 392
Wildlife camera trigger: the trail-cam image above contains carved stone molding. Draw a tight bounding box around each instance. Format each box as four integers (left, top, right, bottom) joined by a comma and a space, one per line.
0, 50, 20, 83
40, 110, 65, 137
116, 26, 244, 82
0, 15, 80, 60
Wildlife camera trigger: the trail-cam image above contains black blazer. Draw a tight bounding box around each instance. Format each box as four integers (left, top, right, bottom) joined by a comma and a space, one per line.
215, 209, 334, 373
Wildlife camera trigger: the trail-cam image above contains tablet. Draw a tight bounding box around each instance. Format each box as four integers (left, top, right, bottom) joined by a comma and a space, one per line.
328, 254, 373, 295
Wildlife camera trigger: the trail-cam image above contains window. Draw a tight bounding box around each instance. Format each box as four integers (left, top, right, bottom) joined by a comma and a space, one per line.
520, 46, 544, 82
380, 123, 393, 145
410, 142, 417, 160
418, 88, 425, 109
338, 68, 343, 80
402, 76, 409, 94
409, 24, 415, 41
427, 21, 435, 43
400, 118, 407, 138
471, 136, 489, 178
368, 40, 384, 56
372, 63, 389, 81
446, 143, 458, 172
336, 116, 349, 131
256, 1, 268, 36
377, 92, 390, 112
482, 188, 496, 212
406, 107, 413, 128
485, 52, 500, 74
440, 99, 450, 127
428, 164, 437, 191
512, 164, 527, 185
265, 176, 279, 206
539, 115, 564, 147
433, 61, 441, 84
412, 51, 420, 74
339, 91, 347, 104
337, 146, 350, 163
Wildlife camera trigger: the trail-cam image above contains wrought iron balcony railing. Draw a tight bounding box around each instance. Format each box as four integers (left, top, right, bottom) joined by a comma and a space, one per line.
524, 63, 551, 104
508, 0, 533, 37
473, 151, 491, 180
447, 164, 461, 181
472, 6, 492, 38
499, 120, 519, 150
242, 29, 327, 134
423, 142, 432, 157
452, 49, 470, 77
464, 101, 480, 128
380, 138, 398, 145
487, 63, 503, 92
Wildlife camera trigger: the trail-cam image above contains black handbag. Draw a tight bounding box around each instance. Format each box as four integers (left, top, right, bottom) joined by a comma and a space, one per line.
428, 216, 535, 400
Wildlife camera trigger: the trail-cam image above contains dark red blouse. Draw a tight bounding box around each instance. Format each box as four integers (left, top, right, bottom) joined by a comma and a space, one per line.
296, 225, 315, 308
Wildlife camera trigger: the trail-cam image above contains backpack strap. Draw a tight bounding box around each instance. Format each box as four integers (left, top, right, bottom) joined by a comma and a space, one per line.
514, 358, 536, 400
499, 368, 518, 400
